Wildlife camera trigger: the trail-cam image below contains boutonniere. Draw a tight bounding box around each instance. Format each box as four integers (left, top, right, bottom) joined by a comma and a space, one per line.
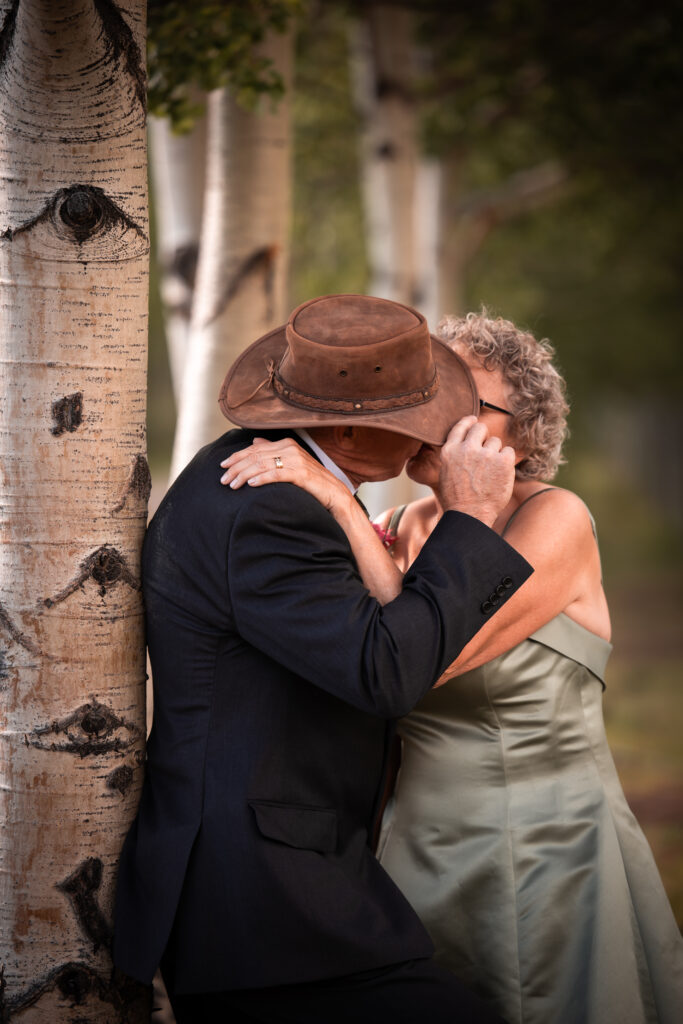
372, 523, 398, 551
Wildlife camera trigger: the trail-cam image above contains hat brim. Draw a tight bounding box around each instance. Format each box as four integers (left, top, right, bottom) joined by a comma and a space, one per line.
219, 324, 478, 446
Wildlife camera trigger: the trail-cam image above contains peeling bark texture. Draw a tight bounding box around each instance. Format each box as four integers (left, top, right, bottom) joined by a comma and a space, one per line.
51, 392, 83, 436
169, 30, 293, 479
111, 454, 151, 514
0, 0, 150, 1018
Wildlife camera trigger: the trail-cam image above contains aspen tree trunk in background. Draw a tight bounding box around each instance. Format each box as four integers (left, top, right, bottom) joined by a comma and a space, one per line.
169, 31, 293, 480
349, 4, 429, 515
349, 3, 419, 306
413, 156, 441, 328
148, 109, 207, 405
0, 1, 150, 1019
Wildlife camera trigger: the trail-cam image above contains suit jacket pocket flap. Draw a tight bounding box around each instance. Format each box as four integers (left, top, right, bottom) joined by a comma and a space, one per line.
248, 800, 337, 853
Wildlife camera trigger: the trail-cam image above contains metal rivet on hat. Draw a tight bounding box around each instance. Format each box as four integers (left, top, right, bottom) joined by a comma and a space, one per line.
339, 369, 348, 377
354, 403, 362, 409
423, 390, 429, 397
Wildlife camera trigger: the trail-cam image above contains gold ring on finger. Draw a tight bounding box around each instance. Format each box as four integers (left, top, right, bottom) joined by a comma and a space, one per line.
274, 456, 283, 469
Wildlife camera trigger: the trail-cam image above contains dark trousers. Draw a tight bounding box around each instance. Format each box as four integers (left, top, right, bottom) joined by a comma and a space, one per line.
164, 958, 503, 1023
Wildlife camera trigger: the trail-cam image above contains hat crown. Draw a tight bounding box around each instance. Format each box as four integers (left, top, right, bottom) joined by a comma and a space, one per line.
219, 292, 478, 445
280, 294, 435, 401
292, 294, 419, 347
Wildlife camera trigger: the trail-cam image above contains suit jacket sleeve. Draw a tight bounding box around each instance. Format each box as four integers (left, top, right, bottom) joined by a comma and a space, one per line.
228, 483, 532, 718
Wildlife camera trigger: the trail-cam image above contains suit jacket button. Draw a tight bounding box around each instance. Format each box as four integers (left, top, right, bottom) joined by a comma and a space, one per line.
502, 576, 513, 588
495, 584, 506, 597
490, 593, 500, 605
481, 599, 493, 614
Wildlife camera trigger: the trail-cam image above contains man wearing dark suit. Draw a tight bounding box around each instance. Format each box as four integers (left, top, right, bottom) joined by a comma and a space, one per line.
114, 295, 532, 1021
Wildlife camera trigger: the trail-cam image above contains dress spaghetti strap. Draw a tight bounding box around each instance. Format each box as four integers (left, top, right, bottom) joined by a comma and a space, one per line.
387, 503, 408, 535
501, 488, 555, 538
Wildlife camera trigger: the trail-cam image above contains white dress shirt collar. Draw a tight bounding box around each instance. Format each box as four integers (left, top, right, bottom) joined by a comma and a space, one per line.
294, 429, 356, 494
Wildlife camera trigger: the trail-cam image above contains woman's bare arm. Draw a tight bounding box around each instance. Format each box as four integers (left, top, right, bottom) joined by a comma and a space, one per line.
220, 437, 403, 604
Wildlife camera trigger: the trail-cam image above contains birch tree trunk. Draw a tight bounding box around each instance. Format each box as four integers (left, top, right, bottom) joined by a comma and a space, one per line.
349, 4, 419, 306
0, 1, 150, 1019
169, 31, 293, 479
413, 156, 442, 328
148, 108, 207, 406
349, 4, 430, 515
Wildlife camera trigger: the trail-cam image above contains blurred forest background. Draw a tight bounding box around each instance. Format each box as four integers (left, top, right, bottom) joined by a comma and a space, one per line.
146, 1, 682, 922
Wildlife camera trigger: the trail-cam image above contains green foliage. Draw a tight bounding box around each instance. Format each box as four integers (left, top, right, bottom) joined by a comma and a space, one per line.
418, 0, 683, 188
290, 4, 368, 301
147, 0, 305, 130
466, 178, 683, 404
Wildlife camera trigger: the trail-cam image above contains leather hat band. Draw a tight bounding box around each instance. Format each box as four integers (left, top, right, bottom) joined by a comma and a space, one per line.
272, 368, 439, 415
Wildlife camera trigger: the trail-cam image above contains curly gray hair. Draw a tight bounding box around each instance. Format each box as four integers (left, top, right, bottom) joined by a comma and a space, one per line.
437, 311, 569, 481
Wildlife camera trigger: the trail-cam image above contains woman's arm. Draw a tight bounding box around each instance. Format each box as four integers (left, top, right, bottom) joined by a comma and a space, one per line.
435, 487, 609, 683
220, 437, 403, 604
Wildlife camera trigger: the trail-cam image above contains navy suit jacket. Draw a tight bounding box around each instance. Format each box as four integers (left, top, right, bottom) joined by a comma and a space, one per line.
113, 429, 532, 992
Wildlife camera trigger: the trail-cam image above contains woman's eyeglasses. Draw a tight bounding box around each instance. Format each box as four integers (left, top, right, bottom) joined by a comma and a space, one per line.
479, 399, 513, 416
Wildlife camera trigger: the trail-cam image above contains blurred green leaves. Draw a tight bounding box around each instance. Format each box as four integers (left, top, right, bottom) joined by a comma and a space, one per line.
147, 0, 305, 130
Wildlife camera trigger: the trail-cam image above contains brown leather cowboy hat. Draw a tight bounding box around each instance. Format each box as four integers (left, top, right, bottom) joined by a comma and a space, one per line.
219, 294, 477, 445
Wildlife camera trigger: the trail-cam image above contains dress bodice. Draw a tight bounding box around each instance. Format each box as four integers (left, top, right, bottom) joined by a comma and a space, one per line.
378, 620, 683, 1024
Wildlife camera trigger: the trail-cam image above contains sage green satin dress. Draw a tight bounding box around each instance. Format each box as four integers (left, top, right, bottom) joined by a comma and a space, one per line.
378, 610, 683, 1023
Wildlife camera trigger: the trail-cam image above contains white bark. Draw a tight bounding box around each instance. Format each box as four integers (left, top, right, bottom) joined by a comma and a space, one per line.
349, 5, 429, 514
0, 1, 149, 1018
413, 156, 442, 328
349, 4, 419, 305
169, 32, 293, 479
148, 108, 207, 404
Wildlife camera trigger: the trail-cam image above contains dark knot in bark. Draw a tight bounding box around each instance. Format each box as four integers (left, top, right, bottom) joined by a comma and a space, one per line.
57, 858, 113, 953
81, 709, 109, 735
59, 187, 104, 240
90, 547, 124, 589
26, 699, 140, 758
51, 392, 83, 436
57, 963, 93, 1003
107, 763, 134, 795
42, 545, 140, 608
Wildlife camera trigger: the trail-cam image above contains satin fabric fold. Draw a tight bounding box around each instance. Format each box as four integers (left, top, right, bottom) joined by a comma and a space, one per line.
378, 616, 683, 1023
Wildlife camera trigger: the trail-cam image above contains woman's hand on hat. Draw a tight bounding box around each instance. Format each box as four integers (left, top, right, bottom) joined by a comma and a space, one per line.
220, 437, 354, 517
439, 416, 516, 527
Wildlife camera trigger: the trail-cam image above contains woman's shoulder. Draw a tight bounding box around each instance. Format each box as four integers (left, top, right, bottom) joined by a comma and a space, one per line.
504, 483, 598, 545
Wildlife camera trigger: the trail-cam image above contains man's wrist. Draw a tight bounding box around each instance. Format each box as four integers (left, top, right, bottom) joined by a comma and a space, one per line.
445, 503, 497, 528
